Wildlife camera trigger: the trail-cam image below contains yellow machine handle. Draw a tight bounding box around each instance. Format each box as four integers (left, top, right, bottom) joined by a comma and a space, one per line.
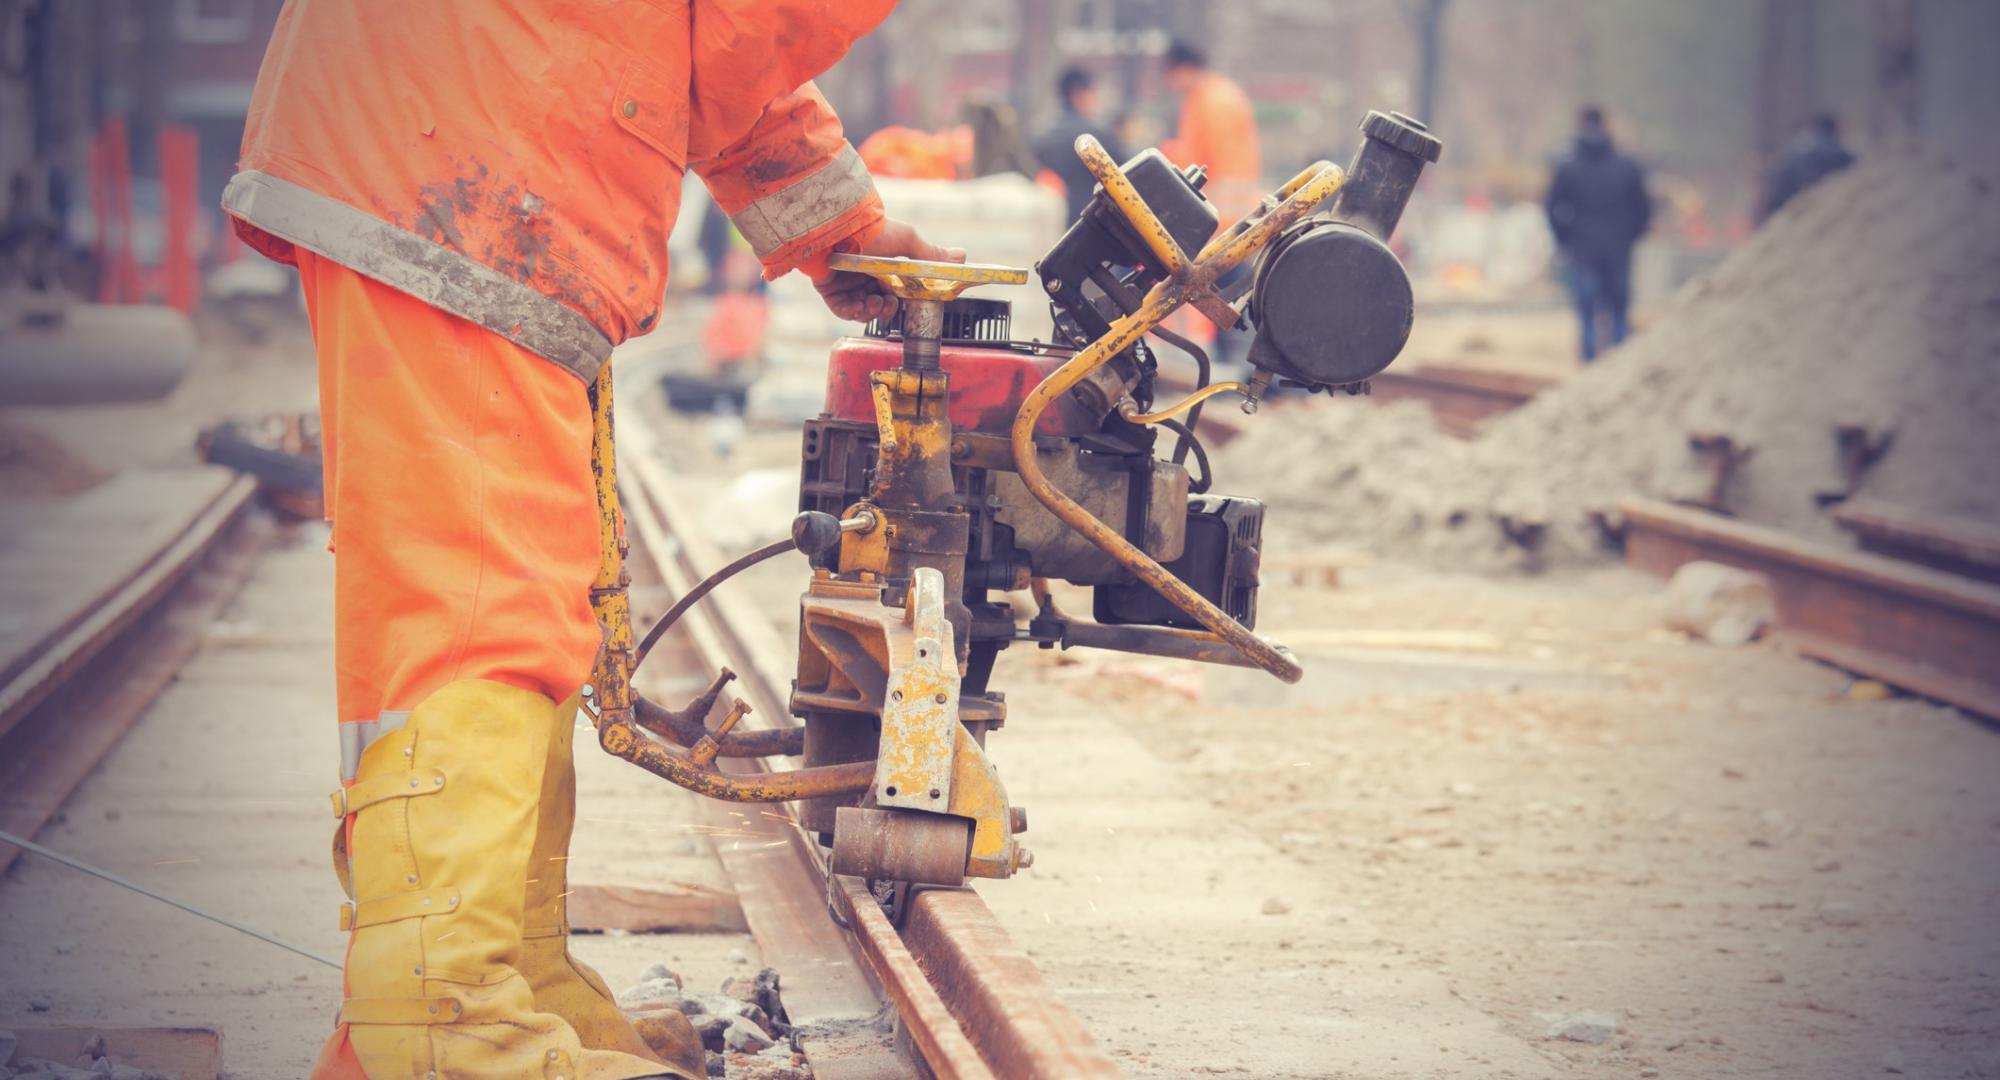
1008, 137, 1347, 684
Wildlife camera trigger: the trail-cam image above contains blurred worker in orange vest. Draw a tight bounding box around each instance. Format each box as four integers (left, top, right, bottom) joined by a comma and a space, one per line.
1159, 40, 1262, 226
1159, 40, 1262, 365
221, 4, 957, 1078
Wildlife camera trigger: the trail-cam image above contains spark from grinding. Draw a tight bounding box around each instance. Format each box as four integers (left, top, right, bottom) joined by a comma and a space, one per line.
436, 932, 458, 942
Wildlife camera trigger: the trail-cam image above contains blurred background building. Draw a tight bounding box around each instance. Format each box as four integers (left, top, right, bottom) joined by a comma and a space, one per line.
2, 0, 1998, 310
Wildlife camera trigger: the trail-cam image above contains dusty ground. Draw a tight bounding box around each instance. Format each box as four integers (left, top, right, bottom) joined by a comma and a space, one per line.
1037, 563, 2000, 1079
3, 337, 1995, 1079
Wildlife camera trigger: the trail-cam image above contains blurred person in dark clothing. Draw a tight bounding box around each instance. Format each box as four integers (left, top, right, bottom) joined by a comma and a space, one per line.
1764, 113, 1856, 218
1544, 107, 1652, 362
1035, 67, 1126, 223
0, 170, 65, 292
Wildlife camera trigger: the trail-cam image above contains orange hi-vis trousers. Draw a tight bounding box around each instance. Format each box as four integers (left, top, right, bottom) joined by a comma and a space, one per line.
296, 250, 603, 783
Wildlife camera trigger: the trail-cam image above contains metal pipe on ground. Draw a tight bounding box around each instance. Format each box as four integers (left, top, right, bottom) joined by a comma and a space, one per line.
0, 303, 195, 404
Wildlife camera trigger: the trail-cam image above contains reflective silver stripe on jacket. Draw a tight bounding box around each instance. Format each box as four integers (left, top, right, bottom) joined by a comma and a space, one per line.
339, 710, 412, 782
221, 170, 613, 384
729, 143, 875, 260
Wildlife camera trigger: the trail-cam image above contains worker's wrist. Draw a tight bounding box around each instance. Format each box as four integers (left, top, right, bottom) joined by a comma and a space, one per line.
778, 201, 886, 282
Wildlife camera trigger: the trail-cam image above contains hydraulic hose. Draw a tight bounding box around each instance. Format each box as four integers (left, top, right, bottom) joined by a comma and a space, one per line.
632, 536, 796, 669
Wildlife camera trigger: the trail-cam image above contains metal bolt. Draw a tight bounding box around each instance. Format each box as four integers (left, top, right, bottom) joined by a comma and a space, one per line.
448, 895, 458, 905
581, 684, 594, 698
408, 778, 418, 788
414, 966, 423, 975
421, 897, 431, 906
434, 776, 444, 786
402, 746, 413, 756
934, 693, 947, 705
407, 873, 418, 883
929, 788, 941, 800
621, 100, 638, 118
890, 690, 903, 703
548, 1051, 560, 1061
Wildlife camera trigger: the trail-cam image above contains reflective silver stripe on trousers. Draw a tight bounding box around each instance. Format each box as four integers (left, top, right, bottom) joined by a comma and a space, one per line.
729, 143, 876, 260
339, 710, 412, 783
220, 170, 614, 384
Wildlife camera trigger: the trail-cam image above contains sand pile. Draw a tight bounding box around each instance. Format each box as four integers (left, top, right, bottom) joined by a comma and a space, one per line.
1227, 148, 2000, 570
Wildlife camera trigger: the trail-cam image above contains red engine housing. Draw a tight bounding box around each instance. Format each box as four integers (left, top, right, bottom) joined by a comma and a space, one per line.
822, 337, 1096, 438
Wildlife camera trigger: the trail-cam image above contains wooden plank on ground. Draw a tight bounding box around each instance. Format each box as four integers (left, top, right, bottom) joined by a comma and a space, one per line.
4, 1024, 223, 1080
567, 882, 748, 934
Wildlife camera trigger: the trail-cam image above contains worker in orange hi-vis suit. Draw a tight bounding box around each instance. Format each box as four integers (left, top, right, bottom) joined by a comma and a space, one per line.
1159, 40, 1263, 226
221, 4, 959, 1079
1158, 39, 1263, 357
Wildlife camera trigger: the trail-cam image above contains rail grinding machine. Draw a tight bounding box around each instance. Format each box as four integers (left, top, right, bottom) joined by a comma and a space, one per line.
582, 112, 1442, 893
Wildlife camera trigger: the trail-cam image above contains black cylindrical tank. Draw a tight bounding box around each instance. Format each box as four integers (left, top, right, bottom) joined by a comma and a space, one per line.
1244, 111, 1443, 388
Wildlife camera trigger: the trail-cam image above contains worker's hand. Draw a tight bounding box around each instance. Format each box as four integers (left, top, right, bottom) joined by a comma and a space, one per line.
813, 219, 966, 323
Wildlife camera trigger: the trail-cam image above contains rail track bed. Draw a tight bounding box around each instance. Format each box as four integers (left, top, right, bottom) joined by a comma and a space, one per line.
616, 402, 1120, 1079
5, 377, 1997, 1078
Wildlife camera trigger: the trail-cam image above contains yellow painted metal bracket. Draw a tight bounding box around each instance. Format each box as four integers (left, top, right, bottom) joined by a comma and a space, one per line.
826, 254, 1028, 303
584, 364, 875, 803
1008, 137, 1347, 684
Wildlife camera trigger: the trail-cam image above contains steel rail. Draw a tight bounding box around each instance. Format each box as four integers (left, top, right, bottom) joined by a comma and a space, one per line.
0, 474, 268, 875
0, 474, 259, 736
614, 390, 1123, 1079
1621, 496, 2000, 721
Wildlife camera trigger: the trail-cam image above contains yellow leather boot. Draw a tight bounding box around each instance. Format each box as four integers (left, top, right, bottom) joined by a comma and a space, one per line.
521, 694, 707, 1079
317, 680, 670, 1080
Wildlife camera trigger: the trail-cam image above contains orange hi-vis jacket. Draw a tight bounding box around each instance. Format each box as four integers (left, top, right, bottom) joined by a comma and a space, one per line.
1163, 72, 1263, 224
222, 0, 897, 384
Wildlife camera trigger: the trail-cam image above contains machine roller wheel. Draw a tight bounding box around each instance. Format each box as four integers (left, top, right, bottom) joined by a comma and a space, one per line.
830, 806, 972, 887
